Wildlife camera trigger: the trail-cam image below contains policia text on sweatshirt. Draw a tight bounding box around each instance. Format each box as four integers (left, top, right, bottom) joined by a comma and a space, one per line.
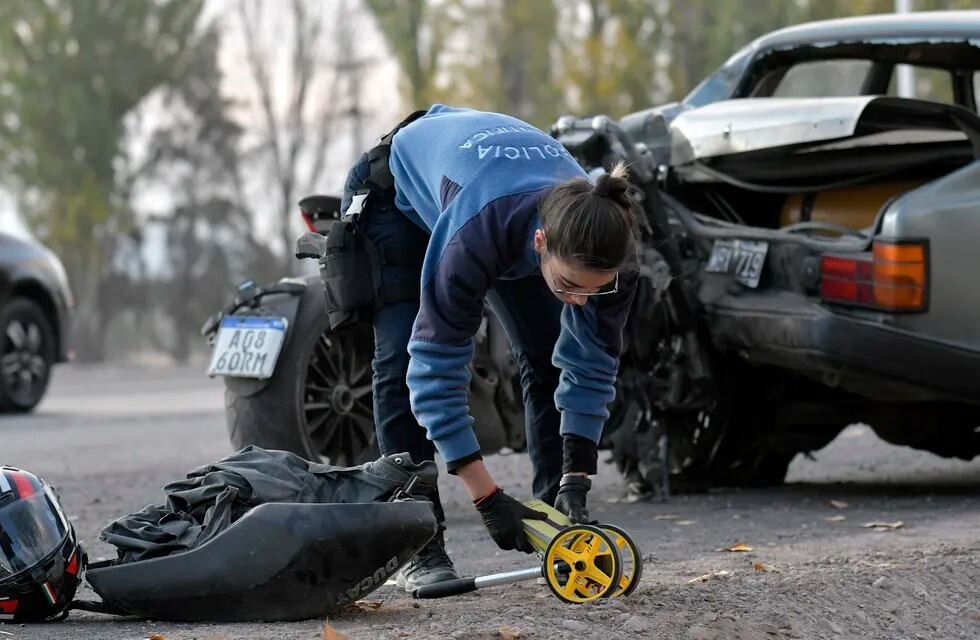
388, 105, 637, 468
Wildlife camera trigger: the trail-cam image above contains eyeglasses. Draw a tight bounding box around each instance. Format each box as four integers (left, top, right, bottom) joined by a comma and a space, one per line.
552, 271, 619, 297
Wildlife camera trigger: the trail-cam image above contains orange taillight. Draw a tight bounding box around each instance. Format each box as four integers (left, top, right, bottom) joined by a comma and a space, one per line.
872, 243, 926, 263
871, 241, 927, 310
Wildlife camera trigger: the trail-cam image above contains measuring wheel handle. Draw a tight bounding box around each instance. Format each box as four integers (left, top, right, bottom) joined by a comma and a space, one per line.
413, 577, 478, 599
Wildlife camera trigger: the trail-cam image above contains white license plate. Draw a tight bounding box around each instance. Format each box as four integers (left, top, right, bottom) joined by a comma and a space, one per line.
207, 316, 288, 379
705, 239, 769, 288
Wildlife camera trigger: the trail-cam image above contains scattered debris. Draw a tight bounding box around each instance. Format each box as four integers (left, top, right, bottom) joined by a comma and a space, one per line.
676, 520, 696, 526
654, 514, 680, 520
757, 622, 780, 635
862, 521, 904, 531
323, 623, 352, 640
824, 500, 849, 509
352, 600, 383, 612
687, 570, 732, 584
498, 626, 522, 639
148, 635, 167, 640
562, 619, 589, 632
0, 632, 13, 638
753, 563, 782, 573
622, 615, 652, 633
872, 576, 892, 590
824, 515, 846, 522
717, 543, 753, 553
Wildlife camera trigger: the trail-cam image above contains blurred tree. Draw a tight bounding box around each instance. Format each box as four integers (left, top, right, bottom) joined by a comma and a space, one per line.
235, 0, 363, 274
555, 0, 664, 120
367, 0, 980, 126
435, 0, 562, 126
363, 0, 459, 109
133, 22, 280, 363
0, 0, 204, 361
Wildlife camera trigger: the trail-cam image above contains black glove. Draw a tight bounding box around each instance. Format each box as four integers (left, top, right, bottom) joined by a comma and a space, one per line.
554, 475, 592, 524
475, 488, 546, 553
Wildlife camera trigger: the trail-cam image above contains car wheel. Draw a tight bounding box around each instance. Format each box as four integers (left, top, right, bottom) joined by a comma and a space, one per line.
0, 297, 56, 413
610, 360, 800, 492
672, 361, 797, 488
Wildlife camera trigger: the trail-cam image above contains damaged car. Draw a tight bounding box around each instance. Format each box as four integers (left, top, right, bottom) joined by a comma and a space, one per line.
203, 11, 980, 493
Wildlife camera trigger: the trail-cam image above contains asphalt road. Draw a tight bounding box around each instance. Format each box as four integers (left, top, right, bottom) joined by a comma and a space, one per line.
2, 364, 979, 639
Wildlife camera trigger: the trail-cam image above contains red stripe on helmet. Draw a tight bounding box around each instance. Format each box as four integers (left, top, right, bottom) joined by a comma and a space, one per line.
66, 550, 79, 576
10, 471, 37, 498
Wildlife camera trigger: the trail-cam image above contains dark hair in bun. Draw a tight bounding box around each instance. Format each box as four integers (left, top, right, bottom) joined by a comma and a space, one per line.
538, 161, 635, 270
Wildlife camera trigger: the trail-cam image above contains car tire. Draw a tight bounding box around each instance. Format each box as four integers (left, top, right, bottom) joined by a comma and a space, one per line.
679, 362, 797, 488
224, 289, 379, 466
611, 360, 800, 492
0, 297, 56, 413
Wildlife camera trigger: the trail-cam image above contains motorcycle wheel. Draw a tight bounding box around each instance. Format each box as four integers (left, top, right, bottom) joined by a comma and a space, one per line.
225, 288, 378, 466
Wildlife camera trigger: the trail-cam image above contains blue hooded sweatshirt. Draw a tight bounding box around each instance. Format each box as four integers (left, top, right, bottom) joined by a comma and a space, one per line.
388, 104, 637, 465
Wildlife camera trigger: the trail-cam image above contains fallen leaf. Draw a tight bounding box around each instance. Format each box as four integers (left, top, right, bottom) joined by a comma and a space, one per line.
717, 543, 753, 553
687, 570, 731, 584
862, 521, 904, 530
824, 499, 849, 509
499, 626, 523, 639
676, 520, 696, 526
323, 623, 352, 640
148, 635, 167, 640
824, 515, 846, 522
654, 514, 680, 520
753, 563, 782, 573
353, 600, 383, 611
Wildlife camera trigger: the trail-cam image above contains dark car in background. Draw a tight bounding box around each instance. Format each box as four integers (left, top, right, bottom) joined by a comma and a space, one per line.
0, 232, 72, 412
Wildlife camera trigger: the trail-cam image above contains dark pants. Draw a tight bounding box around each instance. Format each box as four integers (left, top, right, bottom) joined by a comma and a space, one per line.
342, 155, 565, 526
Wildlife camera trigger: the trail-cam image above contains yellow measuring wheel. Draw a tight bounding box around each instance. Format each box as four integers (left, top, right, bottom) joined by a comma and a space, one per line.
414, 500, 641, 604
602, 524, 642, 598
542, 525, 622, 604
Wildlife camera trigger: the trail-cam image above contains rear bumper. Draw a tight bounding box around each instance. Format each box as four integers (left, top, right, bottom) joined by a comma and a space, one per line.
706, 291, 980, 403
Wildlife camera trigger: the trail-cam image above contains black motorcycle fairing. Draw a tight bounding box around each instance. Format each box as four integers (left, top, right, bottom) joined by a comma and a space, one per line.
85, 501, 437, 622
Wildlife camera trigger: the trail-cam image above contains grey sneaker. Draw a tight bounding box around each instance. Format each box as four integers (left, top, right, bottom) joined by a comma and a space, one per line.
394, 532, 459, 592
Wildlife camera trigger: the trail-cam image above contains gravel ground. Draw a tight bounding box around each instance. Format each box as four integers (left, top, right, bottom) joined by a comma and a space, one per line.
2, 364, 978, 639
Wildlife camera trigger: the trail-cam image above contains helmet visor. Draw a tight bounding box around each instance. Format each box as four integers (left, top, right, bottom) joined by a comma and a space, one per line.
0, 490, 68, 579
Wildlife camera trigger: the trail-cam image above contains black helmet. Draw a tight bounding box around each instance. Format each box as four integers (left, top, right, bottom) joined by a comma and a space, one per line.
0, 467, 83, 622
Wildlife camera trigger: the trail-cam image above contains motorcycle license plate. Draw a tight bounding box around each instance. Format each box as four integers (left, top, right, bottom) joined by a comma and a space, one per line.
705, 239, 769, 288
207, 316, 288, 379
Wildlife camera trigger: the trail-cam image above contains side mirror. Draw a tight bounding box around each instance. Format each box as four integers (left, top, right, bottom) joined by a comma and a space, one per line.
295, 232, 328, 260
